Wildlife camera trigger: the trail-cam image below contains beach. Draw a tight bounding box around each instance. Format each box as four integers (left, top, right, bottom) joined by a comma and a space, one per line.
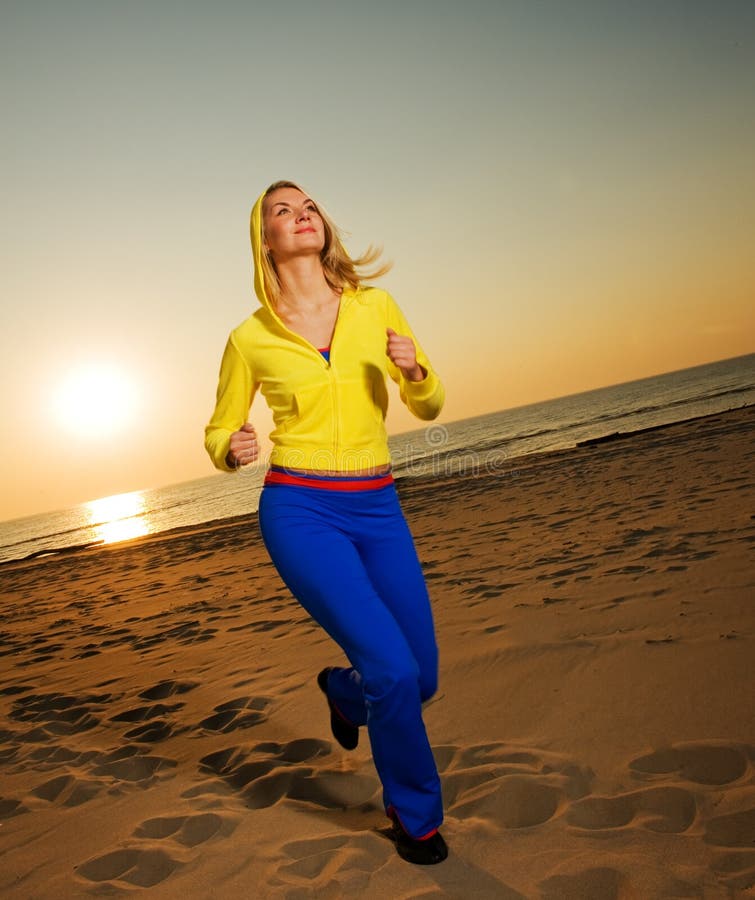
1, 405, 753, 898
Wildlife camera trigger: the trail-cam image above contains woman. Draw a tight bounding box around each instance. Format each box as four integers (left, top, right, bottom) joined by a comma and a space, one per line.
205, 181, 447, 865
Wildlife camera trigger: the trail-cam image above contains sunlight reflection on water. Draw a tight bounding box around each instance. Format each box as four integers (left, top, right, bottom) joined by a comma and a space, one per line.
85, 491, 151, 545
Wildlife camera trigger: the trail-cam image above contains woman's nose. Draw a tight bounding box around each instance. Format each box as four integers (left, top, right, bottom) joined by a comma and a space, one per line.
296, 207, 311, 222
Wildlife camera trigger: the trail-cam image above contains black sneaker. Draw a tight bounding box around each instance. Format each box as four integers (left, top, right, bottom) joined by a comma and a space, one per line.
317, 668, 359, 750
389, 813, 448, 865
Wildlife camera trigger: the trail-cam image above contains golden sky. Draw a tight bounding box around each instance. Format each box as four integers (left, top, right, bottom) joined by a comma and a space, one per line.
1, 1, 753, 520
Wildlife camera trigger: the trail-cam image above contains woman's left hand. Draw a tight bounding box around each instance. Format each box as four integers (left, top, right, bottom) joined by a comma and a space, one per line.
386, 328, 426, 382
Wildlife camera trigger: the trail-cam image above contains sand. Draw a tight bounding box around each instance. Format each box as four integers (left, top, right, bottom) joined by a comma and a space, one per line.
1, 406, 753, 899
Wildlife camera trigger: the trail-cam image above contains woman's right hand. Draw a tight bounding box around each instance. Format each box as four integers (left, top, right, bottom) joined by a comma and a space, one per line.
226, 422, 259, 468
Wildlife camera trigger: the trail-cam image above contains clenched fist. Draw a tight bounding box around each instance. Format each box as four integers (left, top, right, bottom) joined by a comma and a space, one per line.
386, 328, 426, 382
226, 422, 259, 468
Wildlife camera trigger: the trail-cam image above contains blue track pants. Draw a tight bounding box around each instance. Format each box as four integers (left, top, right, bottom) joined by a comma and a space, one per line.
258, 477, 443, 838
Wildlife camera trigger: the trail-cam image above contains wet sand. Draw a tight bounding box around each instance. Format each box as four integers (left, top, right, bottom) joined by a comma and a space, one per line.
1, 405, 753, 898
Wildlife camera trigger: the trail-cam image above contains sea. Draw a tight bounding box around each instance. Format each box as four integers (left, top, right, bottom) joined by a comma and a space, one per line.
1, 352, 753, 566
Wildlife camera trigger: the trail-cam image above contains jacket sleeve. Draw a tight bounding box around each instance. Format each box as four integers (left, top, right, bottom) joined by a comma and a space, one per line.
204, 333, 257, 472
384, 293, 445, 421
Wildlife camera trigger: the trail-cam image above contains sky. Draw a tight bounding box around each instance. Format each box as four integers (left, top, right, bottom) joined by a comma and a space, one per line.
1, 0, 754, 521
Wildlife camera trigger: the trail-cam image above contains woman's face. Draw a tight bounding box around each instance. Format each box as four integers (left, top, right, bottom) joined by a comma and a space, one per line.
262, 187, 325, 261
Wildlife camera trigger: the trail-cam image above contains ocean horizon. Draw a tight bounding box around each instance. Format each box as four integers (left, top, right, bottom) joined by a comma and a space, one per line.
2, 351, 753, 566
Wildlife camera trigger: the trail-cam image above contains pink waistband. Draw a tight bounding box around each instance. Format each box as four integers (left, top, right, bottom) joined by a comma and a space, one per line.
263, 469, 394, 491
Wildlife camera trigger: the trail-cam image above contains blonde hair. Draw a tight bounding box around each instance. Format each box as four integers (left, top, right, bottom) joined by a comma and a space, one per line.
260, 180, 391, 306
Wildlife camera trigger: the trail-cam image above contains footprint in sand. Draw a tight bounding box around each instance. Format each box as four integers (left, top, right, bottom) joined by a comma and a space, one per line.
19, 743, 176, 808
30, 773, 103, 807
0, 684, 34, 697
269, 831, 390, 895
463, 582, 515, 606
18, 638, 66, 666
123, 719, 177, 743
88, 744, 177, 787
566, 785, 697, 833
133, 811, 237, 847
27, 744, 99, 769
0, 796, 28, 818
130, 620, 218, 653
628, 740, 752, 786
197, 695, 272, 733
705, 807, 755, 848
110, 699, 188, 744
76, 847, 183, 889
111, 701, 186, 725
73, 799, 238, 889
227, 618, 293, 635
438, 742, 593, 830
192, 738, 379, 811
9, 691, 113, 738
452, 774, 564, 828
139, 679, 199, 701
0, 735, 19, 766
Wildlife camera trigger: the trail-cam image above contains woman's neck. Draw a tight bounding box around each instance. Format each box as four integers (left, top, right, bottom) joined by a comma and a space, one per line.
276, 256, 336, 310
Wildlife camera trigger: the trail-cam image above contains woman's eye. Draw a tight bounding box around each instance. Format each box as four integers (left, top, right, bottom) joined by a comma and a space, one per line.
276, 208, 290, 215
305, 204, 317, 213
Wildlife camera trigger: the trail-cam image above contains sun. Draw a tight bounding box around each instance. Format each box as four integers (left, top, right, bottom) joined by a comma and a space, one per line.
54, 363, 138, 438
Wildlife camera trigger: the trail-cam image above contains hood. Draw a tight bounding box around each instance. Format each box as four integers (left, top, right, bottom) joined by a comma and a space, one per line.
249, 188, 274, 316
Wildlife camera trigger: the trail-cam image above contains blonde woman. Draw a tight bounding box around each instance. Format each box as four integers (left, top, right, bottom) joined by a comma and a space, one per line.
205, 181, 447, 864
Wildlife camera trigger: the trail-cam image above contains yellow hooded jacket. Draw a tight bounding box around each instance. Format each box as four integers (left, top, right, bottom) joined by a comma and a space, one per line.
204, 191, 445, 473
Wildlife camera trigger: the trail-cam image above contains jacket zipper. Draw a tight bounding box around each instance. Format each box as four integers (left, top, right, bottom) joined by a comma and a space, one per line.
329, 302, 343, 459
328, 295, 344, 460
329, 369, 338, 459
